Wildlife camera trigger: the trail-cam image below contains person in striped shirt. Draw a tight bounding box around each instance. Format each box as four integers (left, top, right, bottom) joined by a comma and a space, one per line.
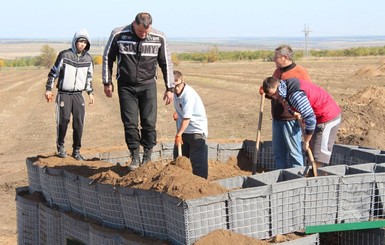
262, 77, 342, 167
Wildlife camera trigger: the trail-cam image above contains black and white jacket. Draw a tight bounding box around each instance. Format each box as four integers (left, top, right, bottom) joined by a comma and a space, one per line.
102, 23, 174, 90
45, 29, 93, 94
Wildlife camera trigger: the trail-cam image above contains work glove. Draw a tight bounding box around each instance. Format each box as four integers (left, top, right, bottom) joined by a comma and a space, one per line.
259, 85, 264, 95
173, 112, 178, 121
175, 134, 183, 145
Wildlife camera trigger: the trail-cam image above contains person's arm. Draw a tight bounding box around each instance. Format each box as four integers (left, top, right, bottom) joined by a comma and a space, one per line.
156, 32, 174, 105
45, 51, 64, 102
289, 91, 316, 149
102, 29, 118, 97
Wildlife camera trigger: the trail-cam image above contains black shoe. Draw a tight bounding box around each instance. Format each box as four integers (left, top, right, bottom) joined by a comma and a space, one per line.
128, 149, 140, 171
57, 146, 66, 158
142, 148, 152, 165
72, 150, 84, 161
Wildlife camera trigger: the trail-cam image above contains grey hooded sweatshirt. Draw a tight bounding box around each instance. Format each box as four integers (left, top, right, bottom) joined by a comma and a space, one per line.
46, 29, 93, 94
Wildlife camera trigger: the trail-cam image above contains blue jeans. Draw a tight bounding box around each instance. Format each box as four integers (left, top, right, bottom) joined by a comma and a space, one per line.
272, 119, 304, 169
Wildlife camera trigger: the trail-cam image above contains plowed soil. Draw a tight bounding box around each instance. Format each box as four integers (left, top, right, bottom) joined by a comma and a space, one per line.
1, 56, 385, 244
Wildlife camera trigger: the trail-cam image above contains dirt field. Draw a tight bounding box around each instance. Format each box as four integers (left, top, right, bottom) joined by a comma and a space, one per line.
1, 56, 385, 244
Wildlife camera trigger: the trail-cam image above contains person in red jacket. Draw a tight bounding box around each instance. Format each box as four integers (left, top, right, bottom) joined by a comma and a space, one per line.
263, 77, 342, 167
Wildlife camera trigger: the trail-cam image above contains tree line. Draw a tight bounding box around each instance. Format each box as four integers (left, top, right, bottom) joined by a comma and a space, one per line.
1, 44, 385, 69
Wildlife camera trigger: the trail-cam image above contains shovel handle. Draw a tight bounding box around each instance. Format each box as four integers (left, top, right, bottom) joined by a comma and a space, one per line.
298, 119, 318, 177
177, 142, 182, 157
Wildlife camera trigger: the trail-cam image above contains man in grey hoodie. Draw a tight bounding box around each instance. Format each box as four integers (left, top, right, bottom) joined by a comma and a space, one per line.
45, 29, 94, 160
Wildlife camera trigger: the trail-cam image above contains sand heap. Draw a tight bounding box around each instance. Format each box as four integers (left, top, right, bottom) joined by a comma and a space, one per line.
337, 85, 385, 149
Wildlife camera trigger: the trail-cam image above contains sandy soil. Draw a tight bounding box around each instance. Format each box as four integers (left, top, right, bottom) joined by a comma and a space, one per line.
1, 56, 385, 244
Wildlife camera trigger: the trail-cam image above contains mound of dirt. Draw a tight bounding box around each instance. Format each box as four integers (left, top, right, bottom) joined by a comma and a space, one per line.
33, 150, 254, 200
337, 85, 385, 149
354, 59, 385, 77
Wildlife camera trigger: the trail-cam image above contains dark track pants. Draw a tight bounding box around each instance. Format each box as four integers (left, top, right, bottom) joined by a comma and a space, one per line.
56, 93, 85, 150
117, 82, 157, 150
173, 133, 208, 179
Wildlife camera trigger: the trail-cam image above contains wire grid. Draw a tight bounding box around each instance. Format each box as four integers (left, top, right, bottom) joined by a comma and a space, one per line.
330, 144, 358, 166
97, 183, 125, 229
162, 193, 229, 245
26, 157, 41, 192
347, 148, 380, 166
39, 203, 62, 245
45, 168, 71, 211
16, 189, 40, 245
337, 228, 385, 245
337, 174, 375, 223
136, 189, 168, 240
62, 212, 89, 245
270, 178, 307, 236
118, 187, 144, 234
243, 141, 275, 171
372, 164, 385, 219
89, 224, 119, 245
304, 176, 340, 227
38, 166, 53, 206
63, 170, 84, 215
280, 233, 320, 245
218, 143, 243, 162
228, 186, 271, 239
78, 175, 103, 222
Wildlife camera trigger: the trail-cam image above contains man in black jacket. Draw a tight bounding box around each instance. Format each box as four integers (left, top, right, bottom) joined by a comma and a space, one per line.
102, 12, 174, 170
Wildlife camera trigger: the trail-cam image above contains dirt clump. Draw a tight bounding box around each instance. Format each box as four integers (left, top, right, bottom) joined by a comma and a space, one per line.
337, 85, 385, 149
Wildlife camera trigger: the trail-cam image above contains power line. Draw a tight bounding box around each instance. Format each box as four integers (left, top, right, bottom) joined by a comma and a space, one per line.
303, 24, 311, 57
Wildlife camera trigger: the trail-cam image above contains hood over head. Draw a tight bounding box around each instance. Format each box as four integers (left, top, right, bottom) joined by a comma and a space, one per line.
72, 28, 91, 53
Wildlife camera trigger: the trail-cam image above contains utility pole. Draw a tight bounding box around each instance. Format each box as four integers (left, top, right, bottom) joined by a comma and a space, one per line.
303, 24, 310, 57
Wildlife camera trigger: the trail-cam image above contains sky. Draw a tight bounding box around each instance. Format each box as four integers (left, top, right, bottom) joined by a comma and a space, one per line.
1, 0, 384, 40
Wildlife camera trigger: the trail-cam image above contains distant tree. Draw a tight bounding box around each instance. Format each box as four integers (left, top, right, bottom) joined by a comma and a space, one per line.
93, 55, 102, 65
0, 59, 4, 69
207, 46, 219, 63
36, 45, 56, 68
171, 53, 181, 66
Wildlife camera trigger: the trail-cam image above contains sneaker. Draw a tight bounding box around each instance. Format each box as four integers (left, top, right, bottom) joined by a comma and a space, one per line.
57, 145, 66, 158
142, 148, 152, 165
128, 148, 140, 171
72, 150, 84, 161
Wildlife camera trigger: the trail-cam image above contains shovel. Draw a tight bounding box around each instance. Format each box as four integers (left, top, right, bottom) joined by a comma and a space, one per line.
177, 142, 182, 157
252, 91, 265, 174
298, 119, 318, 177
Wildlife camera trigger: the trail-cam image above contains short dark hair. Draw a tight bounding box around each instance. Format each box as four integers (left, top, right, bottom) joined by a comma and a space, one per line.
263, 77, 279, 94
174, 70, 183, 80
135, 12, 152, 29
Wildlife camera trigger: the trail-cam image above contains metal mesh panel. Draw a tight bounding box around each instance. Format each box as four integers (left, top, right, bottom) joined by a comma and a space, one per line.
45, 167, 71, 211
97, 183, 125, 229
162, 193, 229, 245
88, 224, 119, 245
16, 187, 40, 245
26, 157, 41, 193
78, 175, 102, 222
118, 187, 144, 234
136, 189, 167, 240
39, 203, 62, 245
63, 170, 84, 215
62, 212, 89, 244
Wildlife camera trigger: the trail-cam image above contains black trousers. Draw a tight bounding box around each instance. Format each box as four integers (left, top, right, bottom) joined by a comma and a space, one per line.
173, 133, 208, 179
117, 82, 157, 150
56, 93, 85, 150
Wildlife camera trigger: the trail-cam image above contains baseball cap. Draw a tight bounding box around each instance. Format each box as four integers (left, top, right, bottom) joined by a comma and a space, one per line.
77, 37, 88, 42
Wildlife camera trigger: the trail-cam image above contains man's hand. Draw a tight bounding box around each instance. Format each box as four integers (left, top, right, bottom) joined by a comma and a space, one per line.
88, 94, 95, 105
45, 91, 54, 102
293, 112, 302, 120
174, 134, 183, 145
104, 84, 114, 98
163, 90, 173, 105
173, 112, 178, 121
259, 85, 264, 95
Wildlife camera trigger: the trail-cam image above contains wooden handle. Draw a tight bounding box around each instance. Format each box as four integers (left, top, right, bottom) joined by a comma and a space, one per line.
252, 93, 265, 174
177, 143, 182, 157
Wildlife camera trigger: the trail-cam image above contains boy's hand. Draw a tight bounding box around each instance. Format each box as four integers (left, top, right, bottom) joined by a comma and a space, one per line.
45, 91, 54, 102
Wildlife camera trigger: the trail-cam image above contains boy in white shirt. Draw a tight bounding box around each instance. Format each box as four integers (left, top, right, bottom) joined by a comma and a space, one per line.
173, 70, 208, 179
